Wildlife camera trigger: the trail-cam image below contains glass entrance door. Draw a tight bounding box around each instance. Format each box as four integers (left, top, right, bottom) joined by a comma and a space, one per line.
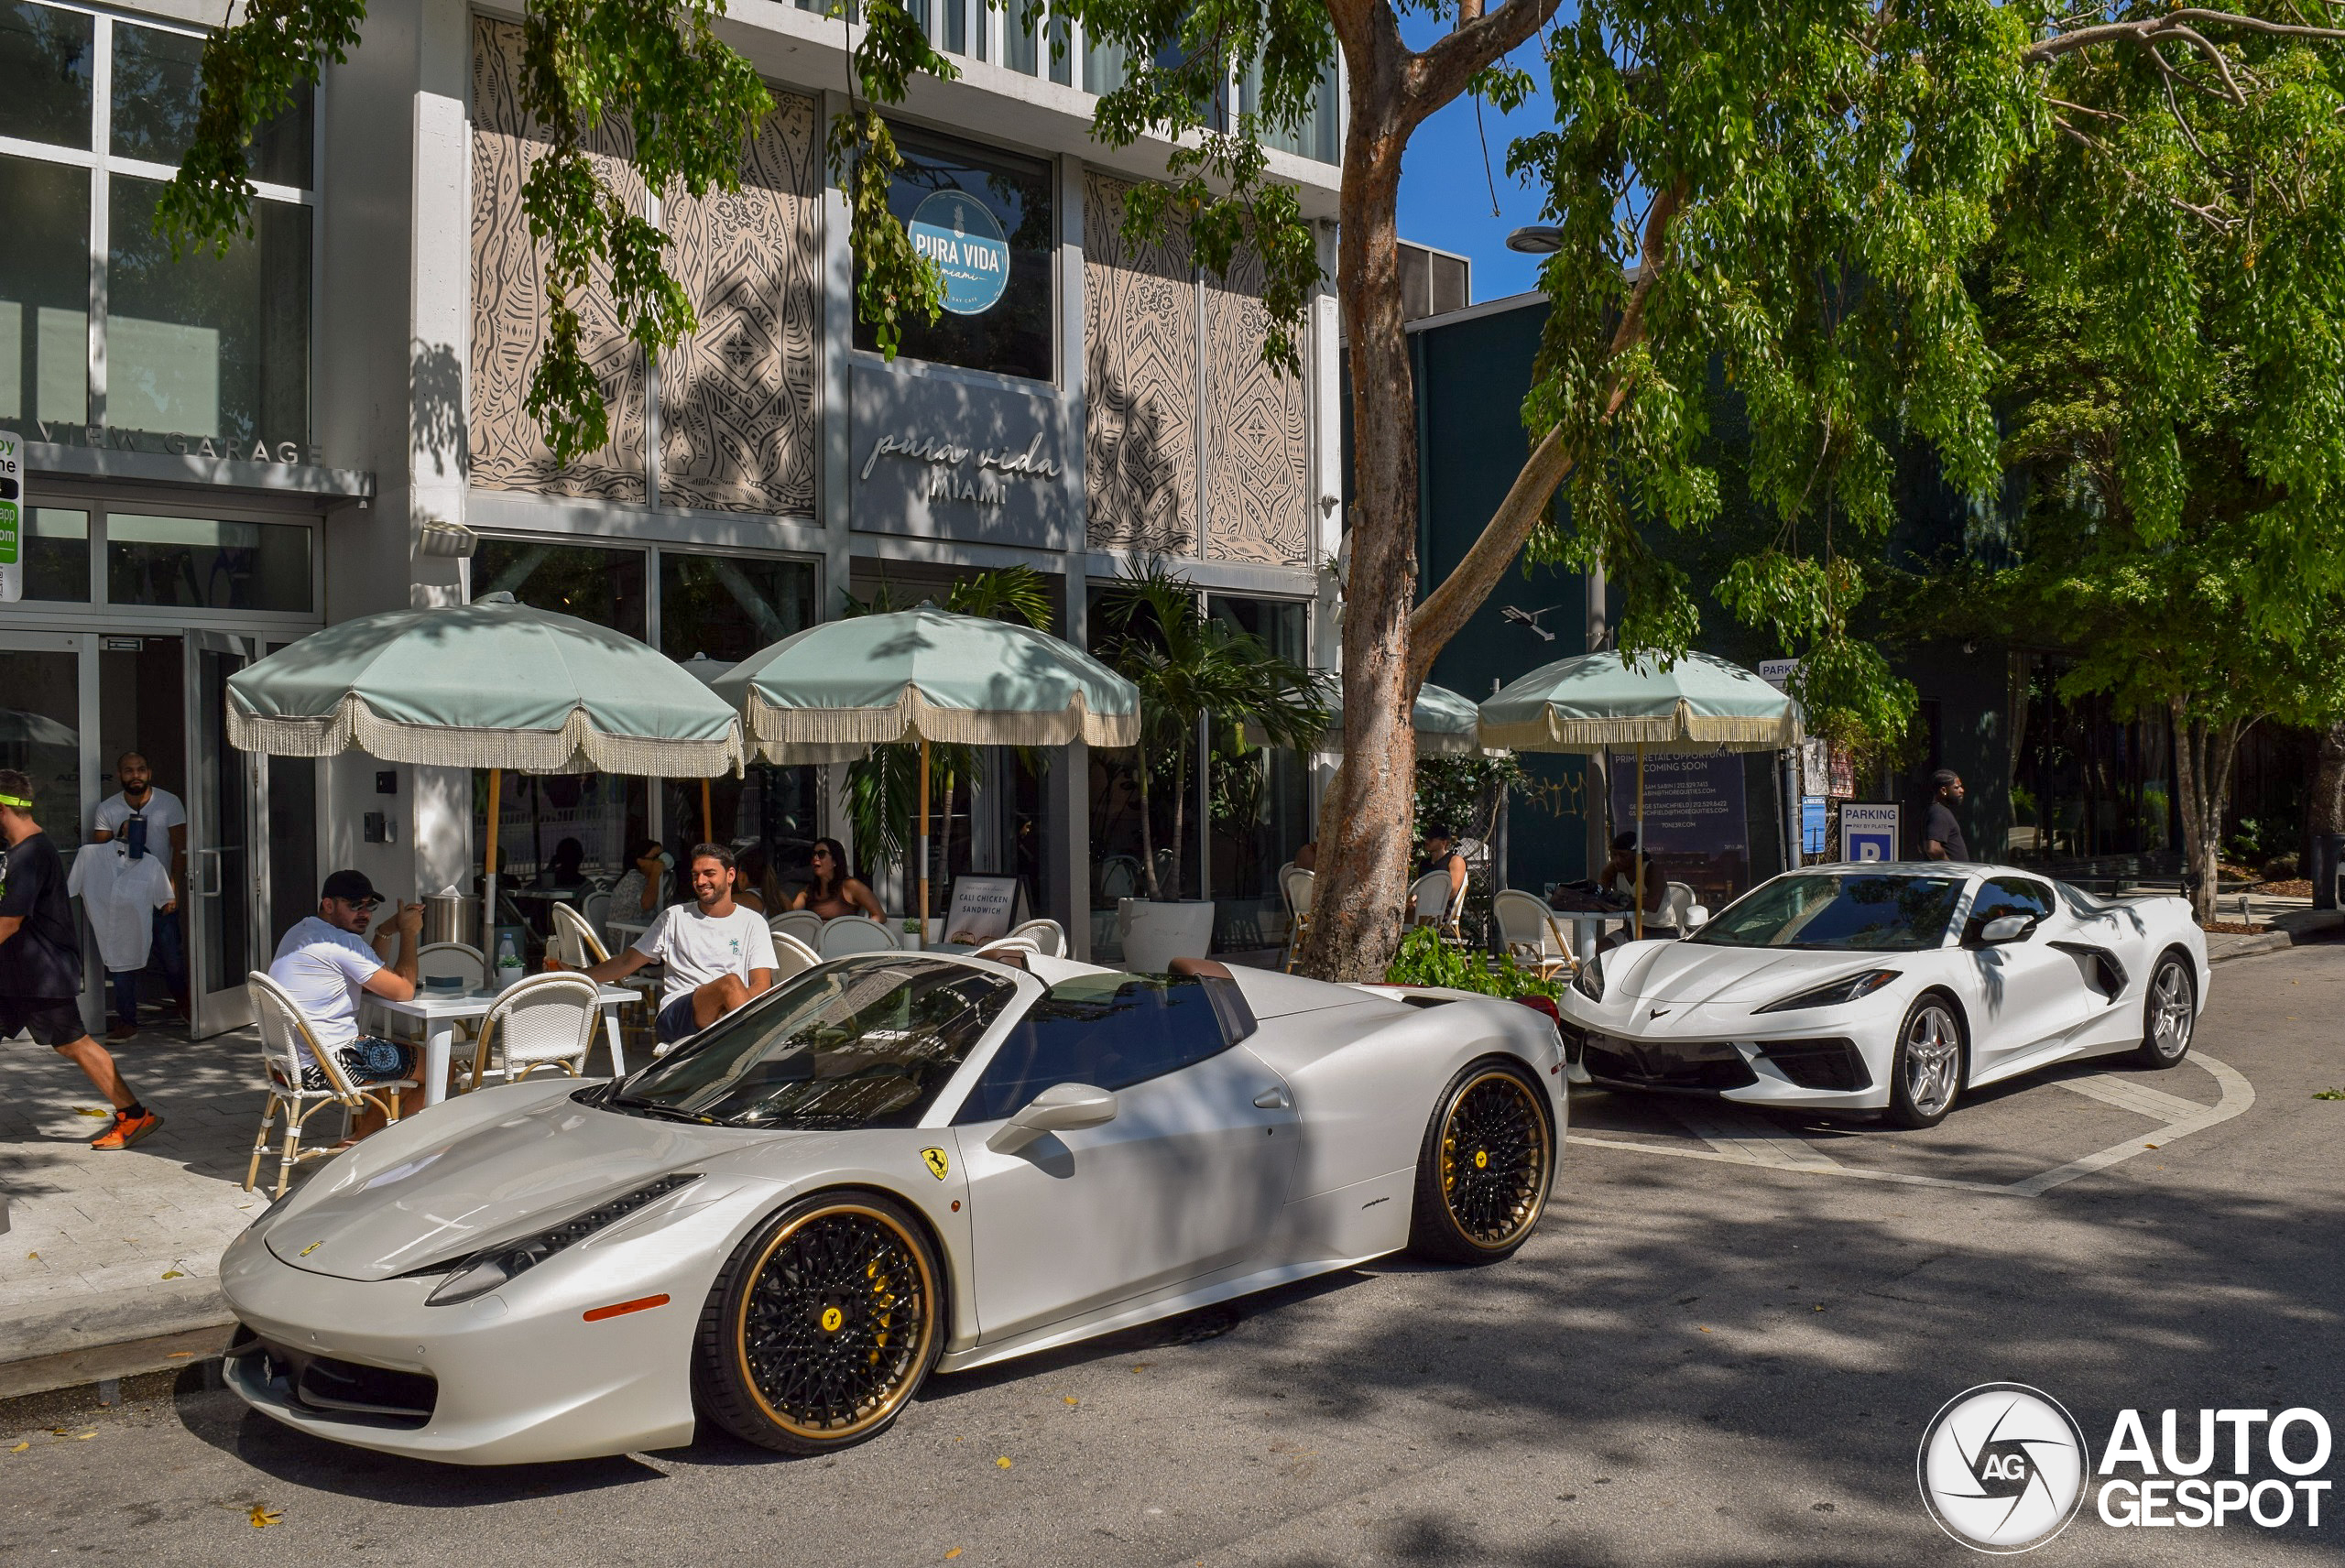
0, 630, 98, 1032
184, 632, 267, 1038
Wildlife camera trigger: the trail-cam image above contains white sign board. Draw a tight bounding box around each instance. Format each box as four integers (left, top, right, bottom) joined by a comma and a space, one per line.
942, 875, 1027, 947
0, 430, 20, 604
1840, 802, 1900, 864
1757, 657, 1799, 691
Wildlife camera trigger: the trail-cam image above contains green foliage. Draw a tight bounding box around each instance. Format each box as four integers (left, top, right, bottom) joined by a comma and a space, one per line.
827, 108, 945, 360
1381, 925, 1561, 1002
1412, 753, 1525, 844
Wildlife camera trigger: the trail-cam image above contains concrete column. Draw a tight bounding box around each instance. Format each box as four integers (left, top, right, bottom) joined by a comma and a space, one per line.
1053, 157, 1092, 958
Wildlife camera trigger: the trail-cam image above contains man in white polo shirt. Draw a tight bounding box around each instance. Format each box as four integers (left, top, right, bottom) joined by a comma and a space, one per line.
556, 843, 776, 1046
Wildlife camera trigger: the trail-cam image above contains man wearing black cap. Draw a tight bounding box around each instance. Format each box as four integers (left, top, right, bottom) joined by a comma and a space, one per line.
266, 870, 425, 1135
1924, 771, 1969, 861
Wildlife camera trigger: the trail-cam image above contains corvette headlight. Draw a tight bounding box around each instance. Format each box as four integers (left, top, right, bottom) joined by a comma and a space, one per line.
1753, 969, 1901, 1015
418, 1173, 701, 1306
1572, 951, 1606, 1004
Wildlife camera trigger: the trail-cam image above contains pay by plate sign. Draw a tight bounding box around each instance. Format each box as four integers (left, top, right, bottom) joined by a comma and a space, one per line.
1841, 802, 1900, 863
0, 430, 21, 603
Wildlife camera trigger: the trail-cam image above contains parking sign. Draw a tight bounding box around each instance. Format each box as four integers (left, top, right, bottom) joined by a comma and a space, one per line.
1840, 802, 1899, 863
0, 430, 18, 604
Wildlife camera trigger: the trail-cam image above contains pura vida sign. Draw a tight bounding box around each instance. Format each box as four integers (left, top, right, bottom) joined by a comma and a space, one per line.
908, 191, 1010, 316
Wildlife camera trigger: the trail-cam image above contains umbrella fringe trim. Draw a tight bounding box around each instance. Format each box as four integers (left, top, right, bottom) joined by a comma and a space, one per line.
742, 687, 1140, 759
228, 695, 746, 777
1478, 708, 1802, 752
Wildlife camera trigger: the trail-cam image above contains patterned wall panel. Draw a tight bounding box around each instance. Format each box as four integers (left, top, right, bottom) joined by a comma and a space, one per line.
469, 16, 649, 502
1083, 173, 1196, 554
658, 92, 821, 516
1203, 248, 1311, 566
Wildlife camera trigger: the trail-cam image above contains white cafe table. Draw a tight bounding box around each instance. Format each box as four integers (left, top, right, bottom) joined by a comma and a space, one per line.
1554, 910, 1636, 964
369, 983, 643, 1105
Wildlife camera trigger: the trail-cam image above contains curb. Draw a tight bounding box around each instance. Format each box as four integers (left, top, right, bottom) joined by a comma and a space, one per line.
0, 1277, 235, 1404
2209, 911, 2345, 964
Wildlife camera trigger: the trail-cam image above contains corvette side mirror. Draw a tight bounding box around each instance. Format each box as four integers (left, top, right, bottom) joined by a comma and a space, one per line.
987, 1082, 1118, 1155
1980, 914, 2032, 945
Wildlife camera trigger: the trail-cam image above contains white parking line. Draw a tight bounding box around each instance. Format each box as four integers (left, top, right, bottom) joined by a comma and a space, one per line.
1566, 1052, 2255, 1199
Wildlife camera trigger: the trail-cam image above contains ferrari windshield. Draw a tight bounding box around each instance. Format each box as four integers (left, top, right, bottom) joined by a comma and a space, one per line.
607, 956, 1020, 1129
1692, 872, 1968, 952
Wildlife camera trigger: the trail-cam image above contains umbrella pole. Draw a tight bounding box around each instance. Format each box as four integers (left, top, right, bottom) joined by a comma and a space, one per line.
483, 767, 501, 960
917, 736, 932, 939
1633, 744, 1645, 942
700, 777, 713, 846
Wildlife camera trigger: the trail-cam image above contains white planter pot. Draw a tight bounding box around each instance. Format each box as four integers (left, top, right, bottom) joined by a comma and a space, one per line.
1117, 898, 1216, 973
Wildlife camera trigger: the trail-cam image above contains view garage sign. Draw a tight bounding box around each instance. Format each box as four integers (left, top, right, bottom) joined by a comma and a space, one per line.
909, 191, 1009, 316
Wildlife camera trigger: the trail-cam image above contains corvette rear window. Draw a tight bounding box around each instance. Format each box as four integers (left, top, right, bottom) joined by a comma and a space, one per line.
607, 956, 1018, 1129
1692, 873, 1966, 952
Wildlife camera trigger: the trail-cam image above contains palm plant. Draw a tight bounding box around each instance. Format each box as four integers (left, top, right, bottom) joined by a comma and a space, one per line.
1097, 560, 1325, 902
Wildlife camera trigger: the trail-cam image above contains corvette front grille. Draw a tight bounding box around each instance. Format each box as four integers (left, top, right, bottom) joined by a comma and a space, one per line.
1756, 1037, 1870, 1092
1578, 1034, 1758, 1092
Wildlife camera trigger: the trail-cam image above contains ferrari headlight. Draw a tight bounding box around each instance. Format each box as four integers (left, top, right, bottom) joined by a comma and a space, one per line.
1753, 969, 1901, 1015
420, 1173, 701, 1306
1572, 951, 1606, 1005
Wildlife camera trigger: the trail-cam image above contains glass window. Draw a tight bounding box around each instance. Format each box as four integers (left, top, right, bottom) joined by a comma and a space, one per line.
0, 154, 89, 428
658, 551, 814, 664
1045, 4, 1071, 84
1002, 0, 1038, 73
943, 0, 965, 54
611, 955, 1019, 1129
854, 127, 1054, 383
107, 176, 310, 444
21, 506, 88, 602
0, 1, 93, 149
956, 973, 1232, 1123
473, 537, 649, 640
1240, 53, 1339, 164
0, 648, 82, 844
1969, 875, 2055, 939
108, 22, 203, 165
106, 512, 312, 611
1692, 871, 1967, 953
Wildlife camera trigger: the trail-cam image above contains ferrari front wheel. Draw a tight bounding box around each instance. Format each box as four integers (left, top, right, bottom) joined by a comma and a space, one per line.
1885, 996, 1964, 1129
693, 1192, 943, 1454
1407, 1060, 1554, 1264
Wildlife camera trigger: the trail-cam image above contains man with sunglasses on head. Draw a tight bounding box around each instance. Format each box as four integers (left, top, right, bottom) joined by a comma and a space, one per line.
266, 870, 426, 1137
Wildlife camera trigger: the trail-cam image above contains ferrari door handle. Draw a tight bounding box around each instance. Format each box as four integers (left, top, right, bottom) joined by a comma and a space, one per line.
1252, 1086, 1291, 1109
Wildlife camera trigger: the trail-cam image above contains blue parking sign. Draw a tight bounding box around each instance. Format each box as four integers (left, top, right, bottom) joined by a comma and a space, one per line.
1840, 802, 1899, 864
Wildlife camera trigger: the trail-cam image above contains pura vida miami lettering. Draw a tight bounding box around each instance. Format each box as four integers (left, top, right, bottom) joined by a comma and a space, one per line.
859, 430, 1062, 510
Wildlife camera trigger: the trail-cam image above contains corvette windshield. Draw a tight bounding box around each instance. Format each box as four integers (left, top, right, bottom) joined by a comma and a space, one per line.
607, 956, 1018, 1129
1692, 872, 1967, 952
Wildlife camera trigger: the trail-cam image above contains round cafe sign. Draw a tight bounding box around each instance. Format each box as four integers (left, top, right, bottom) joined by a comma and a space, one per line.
909, 190, 1010, 316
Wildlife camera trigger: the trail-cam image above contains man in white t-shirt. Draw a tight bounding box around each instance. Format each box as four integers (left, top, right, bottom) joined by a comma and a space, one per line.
89, 752, 189, 1023
66, 838, 176, 1040
556, 843, 776, 1046
267, 869, 426, 1135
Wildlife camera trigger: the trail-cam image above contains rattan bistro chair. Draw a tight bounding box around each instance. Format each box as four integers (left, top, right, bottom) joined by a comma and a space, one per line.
1005, 918, 1066, 957
245, 972, 418, 1198
1492, 888, 1576, 979
769, 909, 824, 950
550, 901, 611, 966
1407, 870, 1466, 944
456, 971, 601, 1094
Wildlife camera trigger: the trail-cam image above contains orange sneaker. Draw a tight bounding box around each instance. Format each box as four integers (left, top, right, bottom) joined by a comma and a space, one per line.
90, 1109, 161, 1150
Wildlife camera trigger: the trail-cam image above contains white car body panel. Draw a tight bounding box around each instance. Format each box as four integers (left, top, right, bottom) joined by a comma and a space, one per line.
221, 953, 1565, 1463
1556, 861, 2208, 1112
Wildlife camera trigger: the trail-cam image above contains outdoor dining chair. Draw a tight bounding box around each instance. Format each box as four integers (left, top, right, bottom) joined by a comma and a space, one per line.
1006, 918, 1065, 957
1659, 881, 1709, 934
581, 887, 614, 946
380, 941, 486, 1049
551, 901, 610, 966
769, 909, 823, 949
455, 971, 601, 1094
972, 936, 1040, 966
1281, 866, 1314, 972
1492, 888, 1576, 979
244, 971, 418, 1198
1407, 871, 1466, 943
819, 915, 900, 958
770, 931, 821, 982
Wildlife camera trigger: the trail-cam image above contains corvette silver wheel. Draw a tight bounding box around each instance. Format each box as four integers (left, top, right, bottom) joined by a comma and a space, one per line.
2134, 954, 2195, 1069
1886, 998, 1963, 1129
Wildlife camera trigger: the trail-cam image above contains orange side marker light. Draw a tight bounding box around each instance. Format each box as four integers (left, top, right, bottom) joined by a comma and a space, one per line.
584, 1293, 671, 1323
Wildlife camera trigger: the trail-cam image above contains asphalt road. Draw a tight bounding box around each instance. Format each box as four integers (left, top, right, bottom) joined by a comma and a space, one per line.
6, 942, 2342, 1566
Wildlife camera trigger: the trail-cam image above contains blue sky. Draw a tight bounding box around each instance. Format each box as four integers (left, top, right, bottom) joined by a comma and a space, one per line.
1394, 29, 1560, 304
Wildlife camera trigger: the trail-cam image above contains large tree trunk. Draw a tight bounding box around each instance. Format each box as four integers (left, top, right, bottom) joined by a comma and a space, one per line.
2313, 721, 2345, 841
2173, 701, 2252, 924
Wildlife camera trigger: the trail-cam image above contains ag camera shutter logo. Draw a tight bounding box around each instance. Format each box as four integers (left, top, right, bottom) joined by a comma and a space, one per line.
1917, 1383, 2089, 1553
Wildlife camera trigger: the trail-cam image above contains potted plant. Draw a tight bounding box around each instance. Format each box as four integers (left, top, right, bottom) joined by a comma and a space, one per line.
1098, 561, 1325, 971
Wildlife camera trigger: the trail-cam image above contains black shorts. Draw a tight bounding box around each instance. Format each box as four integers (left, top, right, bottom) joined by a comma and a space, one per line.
0, 996, 91, 1048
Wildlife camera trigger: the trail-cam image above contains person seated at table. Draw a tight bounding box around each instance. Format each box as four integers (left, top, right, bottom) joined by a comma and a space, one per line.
732, 844, 769, 916
267, 870, 426, 1138
1595, 832, 1674, 947
789, 837, 887, 922
539, 835, 587, 890
607, 838, 672, 920
1406, 829, 1467, 925
1293, 839, 1318, 872
554, 844, 777, 1046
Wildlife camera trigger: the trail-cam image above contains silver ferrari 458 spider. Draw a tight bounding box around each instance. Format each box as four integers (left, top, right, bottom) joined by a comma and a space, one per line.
1556, 861, 2207, 1127
220, 951, 1565, 1464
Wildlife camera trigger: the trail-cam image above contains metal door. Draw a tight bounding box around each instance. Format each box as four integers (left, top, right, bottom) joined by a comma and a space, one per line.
0, 629, 101, 1031
185, 631, 267, 1037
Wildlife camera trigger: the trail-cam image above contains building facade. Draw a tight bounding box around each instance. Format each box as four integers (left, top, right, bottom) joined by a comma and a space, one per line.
0, 0, 1345, 1035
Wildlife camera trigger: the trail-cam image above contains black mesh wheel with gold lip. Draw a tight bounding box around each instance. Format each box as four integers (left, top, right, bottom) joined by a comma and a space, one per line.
1407, 1061, 1554, 1263
694, 1192, 943, 1454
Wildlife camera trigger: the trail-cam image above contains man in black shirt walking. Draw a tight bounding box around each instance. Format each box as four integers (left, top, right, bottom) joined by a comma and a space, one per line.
1924, 770, 1970, 862
0, 768, 160, 1150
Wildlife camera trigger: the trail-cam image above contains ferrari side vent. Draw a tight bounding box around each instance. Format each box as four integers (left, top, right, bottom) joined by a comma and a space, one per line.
1756, 1038, 1871, 1092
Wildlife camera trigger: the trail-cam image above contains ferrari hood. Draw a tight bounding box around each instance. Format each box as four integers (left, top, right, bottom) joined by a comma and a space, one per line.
264, 1090, 776, 1283
1612, 942, 1892, 1007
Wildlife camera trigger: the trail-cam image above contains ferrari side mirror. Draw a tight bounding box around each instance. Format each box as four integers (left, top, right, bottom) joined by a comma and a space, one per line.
987, 1082, 1119, 1154
1980, 914, 2032, 944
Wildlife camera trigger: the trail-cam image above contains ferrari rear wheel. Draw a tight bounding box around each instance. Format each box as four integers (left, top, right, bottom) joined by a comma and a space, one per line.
1408, 1060, 1554, 1264
1885, 995, 1964, 1129
694, 1192, 943, 1454
2132, 952, 2196, 1070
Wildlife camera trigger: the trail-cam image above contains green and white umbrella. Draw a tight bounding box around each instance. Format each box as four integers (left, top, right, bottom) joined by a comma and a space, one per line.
713, 604, 1140, 919
1249, 679, 1491, 757
1478, 650, 1801, 936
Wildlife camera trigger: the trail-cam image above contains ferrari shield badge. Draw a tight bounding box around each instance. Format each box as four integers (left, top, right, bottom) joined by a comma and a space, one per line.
921, 1147, 950, 1181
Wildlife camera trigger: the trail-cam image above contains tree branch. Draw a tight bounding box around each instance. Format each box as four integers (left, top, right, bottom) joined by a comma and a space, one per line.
2024, 7, 2345, 84
1408, 0, 1564, 123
